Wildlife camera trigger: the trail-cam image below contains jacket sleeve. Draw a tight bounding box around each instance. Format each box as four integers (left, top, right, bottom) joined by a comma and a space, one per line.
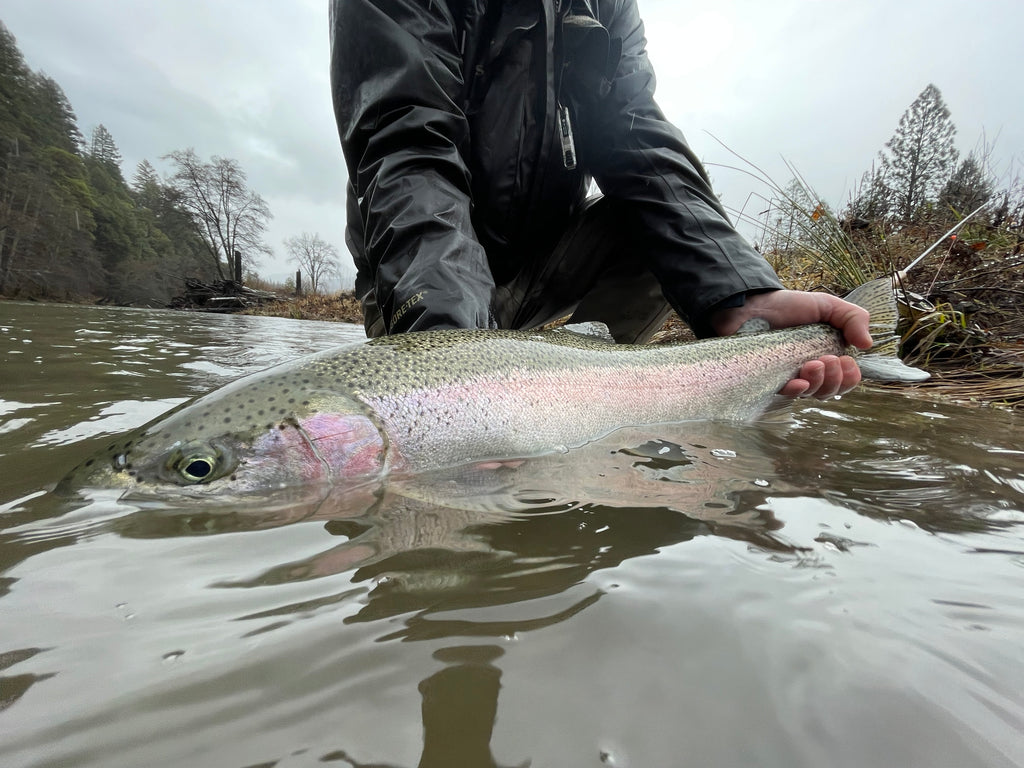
330, 0, 494, 334
582, 0, 783, 336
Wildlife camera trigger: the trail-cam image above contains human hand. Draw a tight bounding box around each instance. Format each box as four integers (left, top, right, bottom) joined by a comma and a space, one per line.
710, 289, 872, 400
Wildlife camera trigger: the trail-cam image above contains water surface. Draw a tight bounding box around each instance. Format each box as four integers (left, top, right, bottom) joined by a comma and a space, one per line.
1, 301, 1023, 767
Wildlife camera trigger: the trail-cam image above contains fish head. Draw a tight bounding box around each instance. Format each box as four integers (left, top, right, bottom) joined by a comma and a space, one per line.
57, 388, 388, 500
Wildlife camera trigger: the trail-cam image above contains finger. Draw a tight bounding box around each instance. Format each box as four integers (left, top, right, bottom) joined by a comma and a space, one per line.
798, 359, 827, 397
779, 378, 811, 398
812, 355, 845, 399
808, 355, 862, 400
823, 297, 872, 349
836, 355, 862, 394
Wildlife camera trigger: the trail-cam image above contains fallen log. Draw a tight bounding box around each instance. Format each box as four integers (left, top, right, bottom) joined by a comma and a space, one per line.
168, 278, 282, 312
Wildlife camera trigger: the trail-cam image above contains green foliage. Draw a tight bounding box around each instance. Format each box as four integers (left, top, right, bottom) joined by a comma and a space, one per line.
0, 21, 222, 303
87, 124, 124, 181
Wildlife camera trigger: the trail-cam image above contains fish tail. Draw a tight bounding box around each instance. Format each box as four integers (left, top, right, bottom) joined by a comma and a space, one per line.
843, 278, 930, 382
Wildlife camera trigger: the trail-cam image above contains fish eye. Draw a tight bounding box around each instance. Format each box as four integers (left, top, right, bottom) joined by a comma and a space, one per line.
176, 453, 218, 483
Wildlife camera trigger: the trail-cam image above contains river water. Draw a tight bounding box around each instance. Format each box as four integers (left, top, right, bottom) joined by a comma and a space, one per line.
1, 301, 1023, 768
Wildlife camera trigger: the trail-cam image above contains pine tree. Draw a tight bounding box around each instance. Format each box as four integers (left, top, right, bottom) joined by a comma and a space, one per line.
30, 73, 83, 154
880, 84, 958, 222
88, 124, 123, 176
938, 154, 992, 218
132, 159, 159, 192
846, 164, 891, 222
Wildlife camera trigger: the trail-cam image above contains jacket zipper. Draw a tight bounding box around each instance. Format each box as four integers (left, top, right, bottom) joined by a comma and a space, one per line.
557, 104, 577, 170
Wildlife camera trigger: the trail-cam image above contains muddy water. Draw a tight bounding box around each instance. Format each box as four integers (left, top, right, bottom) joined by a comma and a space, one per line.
1, 301, 1023, 768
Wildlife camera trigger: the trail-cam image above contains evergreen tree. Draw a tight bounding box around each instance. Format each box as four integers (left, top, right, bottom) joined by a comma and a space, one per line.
879, 84, 958, 221
938, 153, 993, 218
131, 159, 159, 195
29, 73, 83, 154
846, 164, 890, 222
88, 124, 123, 178
0, 23, 33, 151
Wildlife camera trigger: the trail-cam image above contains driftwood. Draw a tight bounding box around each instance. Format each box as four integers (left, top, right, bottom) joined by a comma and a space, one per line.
168, 278, 281, 312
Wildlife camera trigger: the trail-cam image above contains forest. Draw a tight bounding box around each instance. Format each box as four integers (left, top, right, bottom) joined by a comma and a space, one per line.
1, 24, 214, 304
0, 22, 351, 306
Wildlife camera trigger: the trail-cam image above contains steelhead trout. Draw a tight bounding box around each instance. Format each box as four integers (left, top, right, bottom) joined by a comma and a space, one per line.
59, 278, 928, 497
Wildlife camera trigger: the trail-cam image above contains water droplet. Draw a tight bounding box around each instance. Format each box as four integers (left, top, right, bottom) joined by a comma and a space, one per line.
710, 449, 736, 459
658, 446, 670, 455
162, 650, 185, 663
754, 478, 770, 487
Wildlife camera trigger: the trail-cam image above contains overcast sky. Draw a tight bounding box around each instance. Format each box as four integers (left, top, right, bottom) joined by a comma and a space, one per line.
4, 0, 1021, 287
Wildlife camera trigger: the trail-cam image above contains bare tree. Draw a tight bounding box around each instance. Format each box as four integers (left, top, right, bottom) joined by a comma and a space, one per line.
284, 232, 340, 294
163, 148, 271, 280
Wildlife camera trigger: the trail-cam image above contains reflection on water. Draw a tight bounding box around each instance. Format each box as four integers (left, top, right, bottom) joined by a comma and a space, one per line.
1, 302, 1023, 768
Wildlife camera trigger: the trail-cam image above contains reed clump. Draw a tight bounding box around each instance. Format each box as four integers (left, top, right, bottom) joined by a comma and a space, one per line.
721, 162, 1024, 410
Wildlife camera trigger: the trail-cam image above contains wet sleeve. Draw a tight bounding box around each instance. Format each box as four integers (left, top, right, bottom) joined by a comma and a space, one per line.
583, 0, 783, 336
330, 0, 495, 334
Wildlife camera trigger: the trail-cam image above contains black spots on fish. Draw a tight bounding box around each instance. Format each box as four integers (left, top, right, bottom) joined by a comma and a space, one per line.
223, 417, 232, 424
278, 423, 287, 430
257, 410, 265, 416
288, 398, 295, 404
265, 423, 274, 430
301, 400, 309, 406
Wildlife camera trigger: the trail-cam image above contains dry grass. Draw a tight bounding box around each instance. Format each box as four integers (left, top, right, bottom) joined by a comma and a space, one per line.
242, 291, 364, 323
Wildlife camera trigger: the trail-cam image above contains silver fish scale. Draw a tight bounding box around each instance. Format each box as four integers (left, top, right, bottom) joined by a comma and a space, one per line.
315, 325, 845, 470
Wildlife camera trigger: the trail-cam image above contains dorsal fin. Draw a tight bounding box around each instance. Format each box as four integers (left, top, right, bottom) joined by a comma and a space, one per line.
736, 317, 771, 335
557, 322, 616, 342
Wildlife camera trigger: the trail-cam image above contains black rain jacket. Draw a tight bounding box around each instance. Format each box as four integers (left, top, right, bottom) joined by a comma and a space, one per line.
329, 0, 783, 336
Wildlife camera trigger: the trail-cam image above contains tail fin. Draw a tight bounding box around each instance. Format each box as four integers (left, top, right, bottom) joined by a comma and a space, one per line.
843, 278, 931, 382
